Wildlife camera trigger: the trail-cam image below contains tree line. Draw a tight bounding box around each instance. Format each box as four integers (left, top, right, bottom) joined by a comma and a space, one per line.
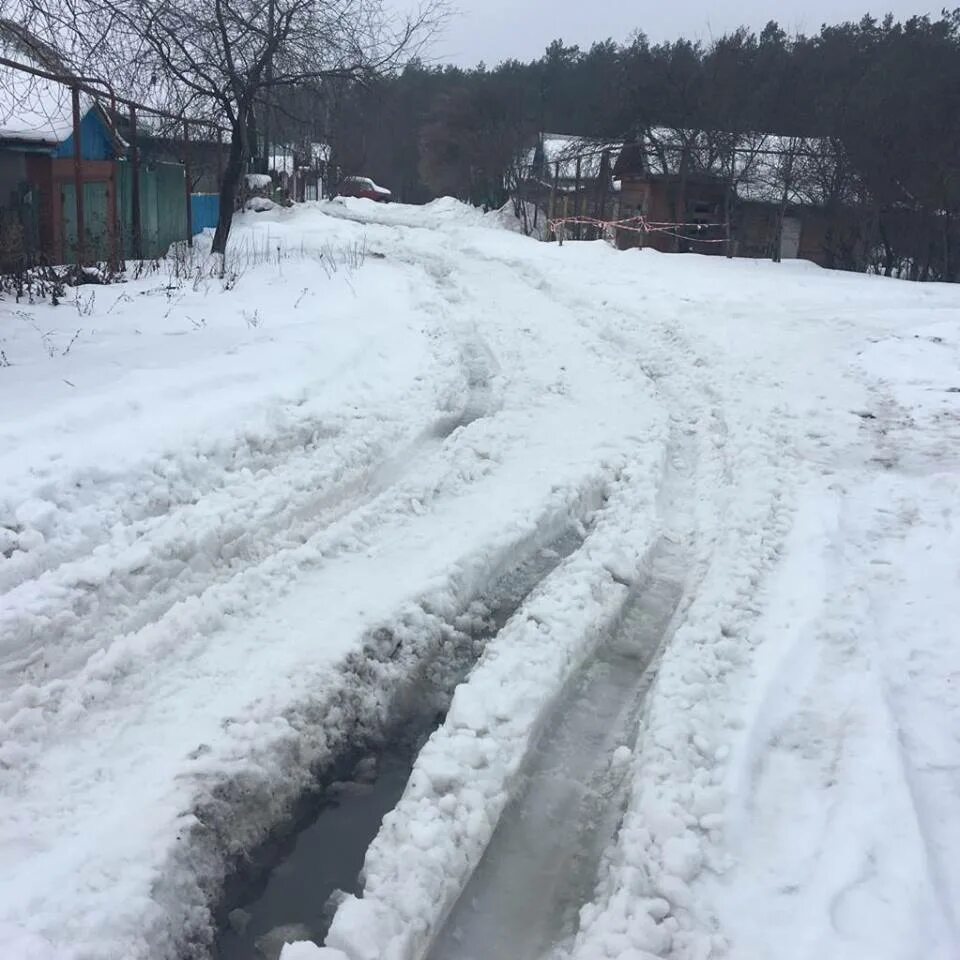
320, 11, 960, 280
9, 2, 960, 278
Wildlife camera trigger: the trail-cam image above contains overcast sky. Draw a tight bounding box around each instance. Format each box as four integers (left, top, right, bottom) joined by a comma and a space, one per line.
423, 1, 936, 66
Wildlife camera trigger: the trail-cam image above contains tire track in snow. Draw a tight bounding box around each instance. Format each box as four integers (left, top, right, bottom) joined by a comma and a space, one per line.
425, 238, 805, 960
427, 443, 695, 960
321, 440, 674, 960
0, 331, 501, 755
0, 323, 499, 703
212, 526, 585, 959
5, 480, 607, 960
1, 410, 353, 591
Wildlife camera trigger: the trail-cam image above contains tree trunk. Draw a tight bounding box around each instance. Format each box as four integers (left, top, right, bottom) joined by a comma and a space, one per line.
773, 183, 791, 263
880, 222, 894, 277
212, 121, 246, 255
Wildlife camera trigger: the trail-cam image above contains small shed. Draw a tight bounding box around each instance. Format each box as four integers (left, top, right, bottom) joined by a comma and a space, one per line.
51, 104, 126, 263
0, 22, 192, 268
0, 98, 191, 266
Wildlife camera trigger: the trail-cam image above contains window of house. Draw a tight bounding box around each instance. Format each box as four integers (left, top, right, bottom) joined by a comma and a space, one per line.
687, 199, 715, 225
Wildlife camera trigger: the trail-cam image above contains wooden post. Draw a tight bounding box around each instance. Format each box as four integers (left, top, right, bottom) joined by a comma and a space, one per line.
183, 120, 193, 247
71, 85, 85, 267
548, 160, 560, 240
573, 155, 582, 240
109, 103, 121, 268
129, 105, 142, 260
597, 149, 611, 241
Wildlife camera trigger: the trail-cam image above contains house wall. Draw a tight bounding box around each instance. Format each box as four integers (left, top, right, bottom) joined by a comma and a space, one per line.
25, 153, 53, 255
616, 177, 726, 254
0, 149, 56, 268
0, 151, 26, 204
737, 203, 832, 266
1, 109, 191, 267
616, 175, 835, 265
54, 109, 117, 162
0, 150, 29, 268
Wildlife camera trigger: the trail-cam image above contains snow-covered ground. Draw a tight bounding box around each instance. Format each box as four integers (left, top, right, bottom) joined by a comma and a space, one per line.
2, 197, 959, 960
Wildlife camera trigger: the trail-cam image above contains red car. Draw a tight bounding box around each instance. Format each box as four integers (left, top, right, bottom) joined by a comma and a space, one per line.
337, 176, 392, 202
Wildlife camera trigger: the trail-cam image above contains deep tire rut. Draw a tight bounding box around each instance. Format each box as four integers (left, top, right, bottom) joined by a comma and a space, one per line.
426, 542, 688, 960
425, 417, 700, 960
207, 526, 586, 960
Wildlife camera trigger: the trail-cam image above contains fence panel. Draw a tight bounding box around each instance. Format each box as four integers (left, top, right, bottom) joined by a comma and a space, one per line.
61, 180, 111, 262
190, 193, 220, 235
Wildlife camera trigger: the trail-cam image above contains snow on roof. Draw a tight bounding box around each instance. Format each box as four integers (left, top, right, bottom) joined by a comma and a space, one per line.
0, 45, 86, 144
269, 143, 331, 174
269, 152, 294, 175
620, 128, 837, 207
528, 133, 622, 182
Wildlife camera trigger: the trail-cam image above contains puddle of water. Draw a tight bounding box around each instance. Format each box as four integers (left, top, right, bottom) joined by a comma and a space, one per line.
215, 748, 415, 960
427, 538, 685, 960
212, 528, 585, 960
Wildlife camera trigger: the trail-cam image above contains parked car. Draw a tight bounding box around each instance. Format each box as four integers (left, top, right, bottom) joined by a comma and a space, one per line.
337, 176, 392, 202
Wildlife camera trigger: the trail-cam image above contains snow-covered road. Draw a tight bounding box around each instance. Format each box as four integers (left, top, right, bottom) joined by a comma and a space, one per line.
2, 198, 959, 960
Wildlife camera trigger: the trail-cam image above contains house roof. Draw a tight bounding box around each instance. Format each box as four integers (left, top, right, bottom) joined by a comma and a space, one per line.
269, 142, 331, 174
615, 128, 837, 206
529, 133, 622, 181
0, 22, 92, 146
521, 126, 839, 207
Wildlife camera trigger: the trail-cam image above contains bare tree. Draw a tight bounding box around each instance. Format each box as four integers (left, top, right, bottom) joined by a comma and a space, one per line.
16, 0, 442, 253
706, 129, 768, 257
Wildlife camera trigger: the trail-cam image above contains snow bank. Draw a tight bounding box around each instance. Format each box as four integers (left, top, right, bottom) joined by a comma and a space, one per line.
280, 945, 347, 960
245, 173, 273, 189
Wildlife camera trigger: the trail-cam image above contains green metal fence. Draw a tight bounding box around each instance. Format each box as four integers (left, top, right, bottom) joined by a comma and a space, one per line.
60, 180, 112, 263
118, 160, 189, 260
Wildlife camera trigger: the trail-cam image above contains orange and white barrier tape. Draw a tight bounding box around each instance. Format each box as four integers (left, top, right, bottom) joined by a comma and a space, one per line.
547, 215, 730, 244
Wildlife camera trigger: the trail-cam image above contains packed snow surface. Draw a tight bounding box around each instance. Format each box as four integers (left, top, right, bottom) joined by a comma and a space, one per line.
1, 198, 959, 960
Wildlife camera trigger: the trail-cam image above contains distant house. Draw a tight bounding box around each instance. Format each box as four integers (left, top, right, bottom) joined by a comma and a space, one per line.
267, 142, 330, 201
512, 126, 849, 265
0, 20, 78, 267
0, 23, 191, 267
612, 128, 843, 264
518, 133, 621, 232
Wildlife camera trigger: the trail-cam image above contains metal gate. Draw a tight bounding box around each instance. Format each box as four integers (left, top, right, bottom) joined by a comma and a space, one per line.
780, 216, 802, 259
61, 180, 112, 262
118, 161, 189, 259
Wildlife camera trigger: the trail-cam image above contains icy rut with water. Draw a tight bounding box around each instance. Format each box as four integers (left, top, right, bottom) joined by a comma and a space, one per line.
427, 535, 686, 960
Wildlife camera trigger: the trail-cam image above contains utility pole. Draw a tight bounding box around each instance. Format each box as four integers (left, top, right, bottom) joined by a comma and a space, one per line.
262, 0, 275, 176
183, 120, 193, 247
71, 85, 85, 266
129, 105, 142, 259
